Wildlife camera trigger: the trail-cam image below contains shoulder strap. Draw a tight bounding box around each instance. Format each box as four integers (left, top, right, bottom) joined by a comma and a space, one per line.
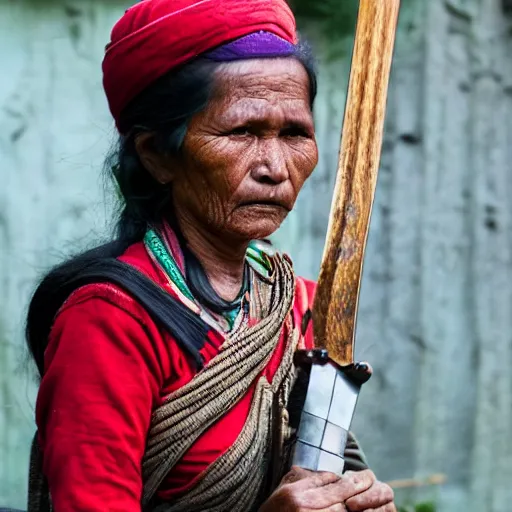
60, 258, 208, 370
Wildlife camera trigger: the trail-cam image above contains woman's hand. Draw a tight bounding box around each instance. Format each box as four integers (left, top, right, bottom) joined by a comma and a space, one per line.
344, 471, 396, 512
259, 467, 395, 512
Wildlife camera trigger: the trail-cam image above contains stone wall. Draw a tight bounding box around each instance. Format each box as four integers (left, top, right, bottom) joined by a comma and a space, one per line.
1, 1, 511, 510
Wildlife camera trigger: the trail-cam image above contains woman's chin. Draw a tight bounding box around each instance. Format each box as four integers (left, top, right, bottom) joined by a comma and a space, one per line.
238, 204, 288, 230
227, 215, 287, 242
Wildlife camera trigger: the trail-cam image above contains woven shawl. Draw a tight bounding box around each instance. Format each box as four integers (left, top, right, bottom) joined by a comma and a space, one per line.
28, 253, 299, 512
143, 253, 298, 511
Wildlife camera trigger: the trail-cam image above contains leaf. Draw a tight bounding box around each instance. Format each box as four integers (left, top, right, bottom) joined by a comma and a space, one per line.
397, 502, 437, 512
415, 503, 437, 512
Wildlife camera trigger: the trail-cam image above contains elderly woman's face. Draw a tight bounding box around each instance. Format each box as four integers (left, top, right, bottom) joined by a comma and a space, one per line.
174, 58, 318, 241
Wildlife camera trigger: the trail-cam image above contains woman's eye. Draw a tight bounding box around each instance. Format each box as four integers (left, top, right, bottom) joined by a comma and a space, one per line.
229, 126, 251, 136
280, 126, 310, 138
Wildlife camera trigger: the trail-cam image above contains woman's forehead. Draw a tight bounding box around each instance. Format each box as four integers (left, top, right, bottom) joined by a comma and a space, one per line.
213, 58, 310, 98
214, 97, 313, 127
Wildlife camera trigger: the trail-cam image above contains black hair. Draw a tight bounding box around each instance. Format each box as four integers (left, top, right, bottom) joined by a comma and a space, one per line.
26, 43, 318, 376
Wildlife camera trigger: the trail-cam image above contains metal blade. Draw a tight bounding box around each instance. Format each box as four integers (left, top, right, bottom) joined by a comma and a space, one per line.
292, 362, 363, 475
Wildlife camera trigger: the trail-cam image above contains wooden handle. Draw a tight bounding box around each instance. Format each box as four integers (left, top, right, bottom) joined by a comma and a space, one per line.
313, 0, 400, 366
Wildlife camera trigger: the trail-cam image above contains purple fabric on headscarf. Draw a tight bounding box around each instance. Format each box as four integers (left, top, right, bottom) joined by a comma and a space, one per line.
205, 30, 296, 62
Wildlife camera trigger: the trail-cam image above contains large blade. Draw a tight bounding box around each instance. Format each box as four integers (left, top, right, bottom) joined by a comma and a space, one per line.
293, 361, 366, 474
313, 0, 400, 366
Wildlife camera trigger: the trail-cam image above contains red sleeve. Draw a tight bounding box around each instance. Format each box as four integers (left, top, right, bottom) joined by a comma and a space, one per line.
294, 277, 317, 350
36, 287, 166, 512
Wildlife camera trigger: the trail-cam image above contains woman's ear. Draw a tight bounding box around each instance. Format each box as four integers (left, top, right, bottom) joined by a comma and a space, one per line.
134, 132, 175, 184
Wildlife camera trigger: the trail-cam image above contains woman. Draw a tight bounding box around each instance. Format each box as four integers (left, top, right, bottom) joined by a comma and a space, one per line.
26, 1, 395, 511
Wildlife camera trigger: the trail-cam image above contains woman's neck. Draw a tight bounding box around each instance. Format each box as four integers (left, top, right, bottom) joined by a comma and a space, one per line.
174, 213, 249, 302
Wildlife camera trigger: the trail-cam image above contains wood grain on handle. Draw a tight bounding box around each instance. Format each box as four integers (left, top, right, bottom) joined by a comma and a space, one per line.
313, 0, 400, 366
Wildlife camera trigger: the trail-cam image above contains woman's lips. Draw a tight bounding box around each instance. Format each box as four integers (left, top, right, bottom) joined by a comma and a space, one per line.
239, 200, 289, 210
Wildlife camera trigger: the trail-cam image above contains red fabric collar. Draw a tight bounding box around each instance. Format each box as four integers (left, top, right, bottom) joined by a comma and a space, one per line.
102, 0, 297, 130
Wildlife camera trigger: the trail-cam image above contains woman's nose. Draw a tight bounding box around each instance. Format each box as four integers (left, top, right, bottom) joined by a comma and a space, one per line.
250, 140, 289, 184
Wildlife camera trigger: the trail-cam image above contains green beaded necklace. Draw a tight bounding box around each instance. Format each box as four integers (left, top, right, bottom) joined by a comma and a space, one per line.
144, 229, 273, 330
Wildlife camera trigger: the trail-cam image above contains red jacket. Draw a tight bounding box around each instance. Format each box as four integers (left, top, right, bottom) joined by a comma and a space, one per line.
36, 240, 316, 511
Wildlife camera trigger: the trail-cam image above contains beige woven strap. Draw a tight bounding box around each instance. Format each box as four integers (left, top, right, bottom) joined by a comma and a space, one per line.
142, 255, 296, 506
155, 319, 300, 512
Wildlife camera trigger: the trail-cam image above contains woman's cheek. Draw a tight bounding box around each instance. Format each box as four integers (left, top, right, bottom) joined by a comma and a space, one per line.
212, 147, 255, 194
288, 141, 318, 185
300, 139, 319, 170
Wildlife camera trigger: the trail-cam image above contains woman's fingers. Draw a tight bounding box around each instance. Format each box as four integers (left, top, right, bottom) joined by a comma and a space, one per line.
283, 466, 341, 488
344, 479, 395, 511
293, 470, 376, 509
305, 506, 346, 512
266, 468, 389, 512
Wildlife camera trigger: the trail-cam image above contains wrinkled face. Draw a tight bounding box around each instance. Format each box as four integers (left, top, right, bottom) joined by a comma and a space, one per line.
173, 58, 318, 241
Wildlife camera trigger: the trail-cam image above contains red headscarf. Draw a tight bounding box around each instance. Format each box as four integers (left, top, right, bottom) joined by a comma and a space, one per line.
102, 0, 297, 129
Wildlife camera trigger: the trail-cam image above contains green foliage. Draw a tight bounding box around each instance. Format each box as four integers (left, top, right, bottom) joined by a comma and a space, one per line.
398, 502, 437, 512
292, 0, 412, 49
292, 0, 360, 40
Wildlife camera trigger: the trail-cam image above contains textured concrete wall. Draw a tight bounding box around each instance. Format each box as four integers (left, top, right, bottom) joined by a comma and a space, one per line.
1, 0, 511, 510
0, 1, 129, 507
276, 1, 512, 510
